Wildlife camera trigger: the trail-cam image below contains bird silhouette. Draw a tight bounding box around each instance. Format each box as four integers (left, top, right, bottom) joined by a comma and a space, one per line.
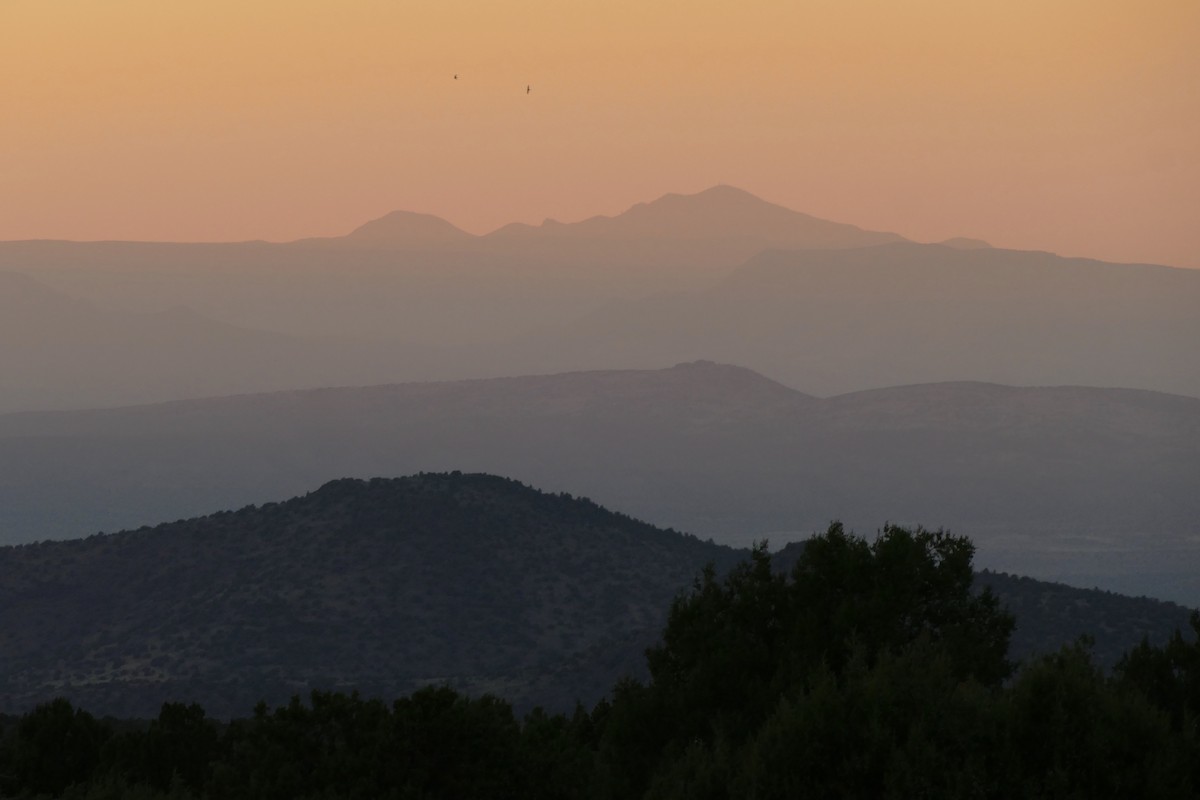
454, 74, 458, 80
526, 85, 531, 94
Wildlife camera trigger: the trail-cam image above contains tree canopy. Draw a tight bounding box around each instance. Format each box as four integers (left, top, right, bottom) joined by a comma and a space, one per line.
0, 523, 1197, 799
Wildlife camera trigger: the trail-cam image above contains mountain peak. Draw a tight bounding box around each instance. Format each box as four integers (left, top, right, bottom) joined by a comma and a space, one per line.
655, 184, 767, 206
343, 210, 471, 246
486, 186, 904, 248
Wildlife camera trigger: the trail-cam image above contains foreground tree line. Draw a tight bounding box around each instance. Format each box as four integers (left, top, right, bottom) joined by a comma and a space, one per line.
2, 524, 1198, 799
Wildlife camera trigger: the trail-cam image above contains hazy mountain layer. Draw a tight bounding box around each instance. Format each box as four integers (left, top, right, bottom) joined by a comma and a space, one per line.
499, 242, 1200, 397
2, 362, 1196, 604
0, 187, 902, 345
0, 473, 1189, 719
481, 184, 903, 246
0, 271, 452, 413
4, 186, 1194, 413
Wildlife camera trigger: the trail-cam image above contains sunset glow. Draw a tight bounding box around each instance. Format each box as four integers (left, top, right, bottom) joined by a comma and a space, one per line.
3, 0, 1197, 267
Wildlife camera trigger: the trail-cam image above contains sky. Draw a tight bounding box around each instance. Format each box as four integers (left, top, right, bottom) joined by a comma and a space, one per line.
2, 0, 1198, 268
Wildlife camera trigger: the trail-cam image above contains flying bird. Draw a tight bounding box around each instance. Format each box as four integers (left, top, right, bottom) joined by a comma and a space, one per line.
454, 74, 458, 80
526, 85, 531, 94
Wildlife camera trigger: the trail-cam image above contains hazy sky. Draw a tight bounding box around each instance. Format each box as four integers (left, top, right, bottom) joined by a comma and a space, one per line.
3, 0, 1197, 267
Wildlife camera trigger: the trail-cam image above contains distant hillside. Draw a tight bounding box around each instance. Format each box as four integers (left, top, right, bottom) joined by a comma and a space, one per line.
974, 571, 1195, 671
0, 474, 1190, 720
2, 362, 1197, 604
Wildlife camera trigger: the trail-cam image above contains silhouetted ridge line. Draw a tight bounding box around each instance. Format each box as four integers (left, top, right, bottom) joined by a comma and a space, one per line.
483, 185, 907, 244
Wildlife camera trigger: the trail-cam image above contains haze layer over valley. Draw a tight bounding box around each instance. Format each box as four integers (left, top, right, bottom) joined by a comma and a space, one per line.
3, 362, 1197, 605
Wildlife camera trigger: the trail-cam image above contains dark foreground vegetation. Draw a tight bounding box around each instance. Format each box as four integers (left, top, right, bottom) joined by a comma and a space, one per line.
2, 524, 1198, 799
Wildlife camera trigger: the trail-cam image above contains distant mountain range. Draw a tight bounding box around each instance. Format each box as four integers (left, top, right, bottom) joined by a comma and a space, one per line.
327, 184, 904, 250
0, 186, 902, 343
477, 184, 904, 247
0, 473, 1190, 719
500, 241, 1200, 397
3, 362, 1197, 604
2, 186, 1195, 412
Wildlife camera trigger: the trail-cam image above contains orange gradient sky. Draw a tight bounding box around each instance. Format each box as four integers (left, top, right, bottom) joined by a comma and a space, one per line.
2, 0, 1198, 267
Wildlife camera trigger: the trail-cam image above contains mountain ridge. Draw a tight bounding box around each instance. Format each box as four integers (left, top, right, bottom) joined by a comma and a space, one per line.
0, 186, 905, 250
481, 185, 906, 247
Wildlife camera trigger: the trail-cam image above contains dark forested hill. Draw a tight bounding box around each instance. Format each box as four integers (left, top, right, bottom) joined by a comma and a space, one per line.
974, 570, 1195, 671
0, 473, 1192, 720
0, 473, 740, 719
